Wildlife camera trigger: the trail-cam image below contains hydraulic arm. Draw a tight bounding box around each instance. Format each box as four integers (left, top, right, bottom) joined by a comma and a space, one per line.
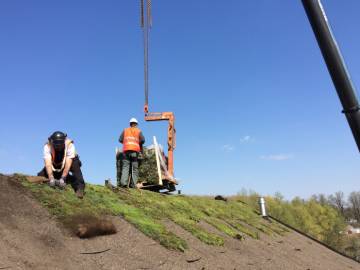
141, 0, 176, 181
302, 0, 360, 152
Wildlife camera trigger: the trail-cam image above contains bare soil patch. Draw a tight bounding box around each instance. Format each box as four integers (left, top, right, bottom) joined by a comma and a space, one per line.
63, 214, 117, 239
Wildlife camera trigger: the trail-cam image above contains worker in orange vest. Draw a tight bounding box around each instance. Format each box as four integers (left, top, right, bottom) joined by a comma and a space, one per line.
119, 118, 145, 188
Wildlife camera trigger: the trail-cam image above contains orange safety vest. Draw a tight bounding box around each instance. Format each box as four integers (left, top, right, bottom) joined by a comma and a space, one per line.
123, 127, 141, 152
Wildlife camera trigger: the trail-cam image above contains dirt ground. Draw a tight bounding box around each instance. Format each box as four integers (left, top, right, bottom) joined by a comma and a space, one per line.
0, 174, 359, 270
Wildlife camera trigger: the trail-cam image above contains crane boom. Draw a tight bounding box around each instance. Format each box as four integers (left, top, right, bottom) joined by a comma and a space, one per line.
302, 0, 360, 152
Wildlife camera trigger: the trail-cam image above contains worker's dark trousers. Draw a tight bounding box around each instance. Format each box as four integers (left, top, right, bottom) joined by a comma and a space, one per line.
37, 156, 85, 192
120, 151, 139, 188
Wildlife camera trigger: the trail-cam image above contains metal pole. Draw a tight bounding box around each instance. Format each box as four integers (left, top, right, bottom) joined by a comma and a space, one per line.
259, 197, 267, 217
302, 0, 360, 152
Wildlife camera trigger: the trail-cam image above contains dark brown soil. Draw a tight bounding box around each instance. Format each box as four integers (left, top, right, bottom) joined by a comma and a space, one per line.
0, 174, 359, 270
63, 214, 117, 239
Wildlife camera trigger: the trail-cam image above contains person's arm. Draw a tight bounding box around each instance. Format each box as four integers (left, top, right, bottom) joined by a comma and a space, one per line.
62, 158, 73, 179
62, 144, 76, 179
119, 131, 124, 144
139, 132, 145, 152
45, 158, 54, 179
43, 145, 54, 179
139, 132, 145, 145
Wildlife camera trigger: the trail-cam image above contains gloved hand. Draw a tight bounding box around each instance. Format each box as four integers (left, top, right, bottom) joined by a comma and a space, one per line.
49, 177, 56, 188
59, 177, 66, 189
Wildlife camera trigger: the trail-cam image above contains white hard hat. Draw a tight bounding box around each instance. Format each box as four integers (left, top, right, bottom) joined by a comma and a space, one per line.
129, 117, 138, 124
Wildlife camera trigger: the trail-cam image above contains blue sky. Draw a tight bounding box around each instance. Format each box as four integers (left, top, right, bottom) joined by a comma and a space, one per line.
0, 1, 359, 199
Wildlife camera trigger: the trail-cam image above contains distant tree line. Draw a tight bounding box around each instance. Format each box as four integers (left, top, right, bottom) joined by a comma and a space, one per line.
322, 191, 360, 224
235, 189, 360, 261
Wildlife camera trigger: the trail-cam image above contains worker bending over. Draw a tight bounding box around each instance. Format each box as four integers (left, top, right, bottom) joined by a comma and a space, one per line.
119, 118, 145, 188
38, 131, 86, 199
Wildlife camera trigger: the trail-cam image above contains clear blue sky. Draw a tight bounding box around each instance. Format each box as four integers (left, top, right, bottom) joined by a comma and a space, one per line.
1, 1, 359, 199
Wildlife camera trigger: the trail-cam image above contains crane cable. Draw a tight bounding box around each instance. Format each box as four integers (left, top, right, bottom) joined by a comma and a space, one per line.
141, 0, 152, 109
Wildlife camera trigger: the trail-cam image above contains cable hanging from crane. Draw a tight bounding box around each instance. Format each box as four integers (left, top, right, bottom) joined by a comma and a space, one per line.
139, 0, 177, 184
141, 0, 151, 113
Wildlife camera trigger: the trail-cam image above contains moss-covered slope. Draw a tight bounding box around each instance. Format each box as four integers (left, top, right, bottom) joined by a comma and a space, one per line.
19, 175, 288, 252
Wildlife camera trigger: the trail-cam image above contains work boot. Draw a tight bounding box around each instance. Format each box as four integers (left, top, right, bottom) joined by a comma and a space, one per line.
76, 189, 84, 199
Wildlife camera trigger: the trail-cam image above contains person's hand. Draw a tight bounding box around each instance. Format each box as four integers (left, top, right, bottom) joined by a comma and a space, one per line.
49, 177, 56, 188
59, 177, 66, 189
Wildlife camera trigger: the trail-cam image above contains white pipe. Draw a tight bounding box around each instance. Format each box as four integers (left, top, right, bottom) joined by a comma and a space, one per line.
259, 197, 267, 217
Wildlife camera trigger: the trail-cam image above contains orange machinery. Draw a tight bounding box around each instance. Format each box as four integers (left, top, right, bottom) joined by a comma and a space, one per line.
140, 0, 177, 186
